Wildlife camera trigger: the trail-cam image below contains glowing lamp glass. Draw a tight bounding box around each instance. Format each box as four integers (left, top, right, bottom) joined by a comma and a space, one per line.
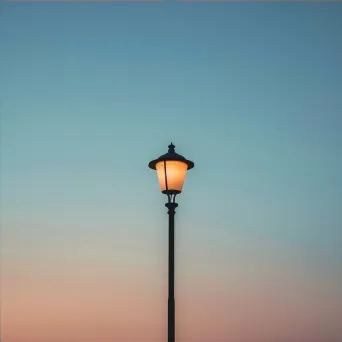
155, 160, 188, 193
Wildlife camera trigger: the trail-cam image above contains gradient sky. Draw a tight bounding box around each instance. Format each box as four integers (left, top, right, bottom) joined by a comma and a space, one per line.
1, 3, 342, 342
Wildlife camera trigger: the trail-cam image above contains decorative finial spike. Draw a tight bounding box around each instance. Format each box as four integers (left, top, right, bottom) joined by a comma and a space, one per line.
168, 142, 175, 153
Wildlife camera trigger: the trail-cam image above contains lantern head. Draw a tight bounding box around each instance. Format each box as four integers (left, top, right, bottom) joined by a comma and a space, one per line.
148, 143, 194, 194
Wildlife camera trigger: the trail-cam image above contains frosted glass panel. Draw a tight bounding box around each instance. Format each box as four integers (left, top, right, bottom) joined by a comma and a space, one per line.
156, 161, 188, 192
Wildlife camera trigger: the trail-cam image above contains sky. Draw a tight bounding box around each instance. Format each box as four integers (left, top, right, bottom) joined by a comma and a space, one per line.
0, 2, 342, 342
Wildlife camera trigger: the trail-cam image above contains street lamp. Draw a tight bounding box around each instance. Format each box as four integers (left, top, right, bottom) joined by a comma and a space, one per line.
149, 142, 194, 342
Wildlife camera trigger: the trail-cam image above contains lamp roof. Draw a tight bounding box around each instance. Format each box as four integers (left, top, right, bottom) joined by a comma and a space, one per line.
148, 143, 194, 170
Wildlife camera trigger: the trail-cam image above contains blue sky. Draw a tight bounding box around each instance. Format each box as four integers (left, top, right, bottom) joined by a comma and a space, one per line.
1, 3, 342, 341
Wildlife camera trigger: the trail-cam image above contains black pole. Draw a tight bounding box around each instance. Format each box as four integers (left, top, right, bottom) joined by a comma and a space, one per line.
165, 202, 178, 342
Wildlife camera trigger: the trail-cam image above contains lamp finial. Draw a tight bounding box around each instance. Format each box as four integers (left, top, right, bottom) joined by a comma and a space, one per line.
168, 142, 175, 153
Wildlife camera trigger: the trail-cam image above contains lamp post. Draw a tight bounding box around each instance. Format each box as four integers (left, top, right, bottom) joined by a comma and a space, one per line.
149, 143, 194, 342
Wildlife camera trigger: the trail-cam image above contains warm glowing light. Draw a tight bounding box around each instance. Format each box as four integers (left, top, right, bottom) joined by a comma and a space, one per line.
155, 161, 188, 193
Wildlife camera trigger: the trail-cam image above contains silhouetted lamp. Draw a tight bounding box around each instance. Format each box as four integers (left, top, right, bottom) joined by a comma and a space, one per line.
149, 142, 194, 196
148, 143, 194, 342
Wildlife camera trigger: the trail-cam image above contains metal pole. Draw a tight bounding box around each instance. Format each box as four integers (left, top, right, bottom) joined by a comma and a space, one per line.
165, 202, 177, 342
